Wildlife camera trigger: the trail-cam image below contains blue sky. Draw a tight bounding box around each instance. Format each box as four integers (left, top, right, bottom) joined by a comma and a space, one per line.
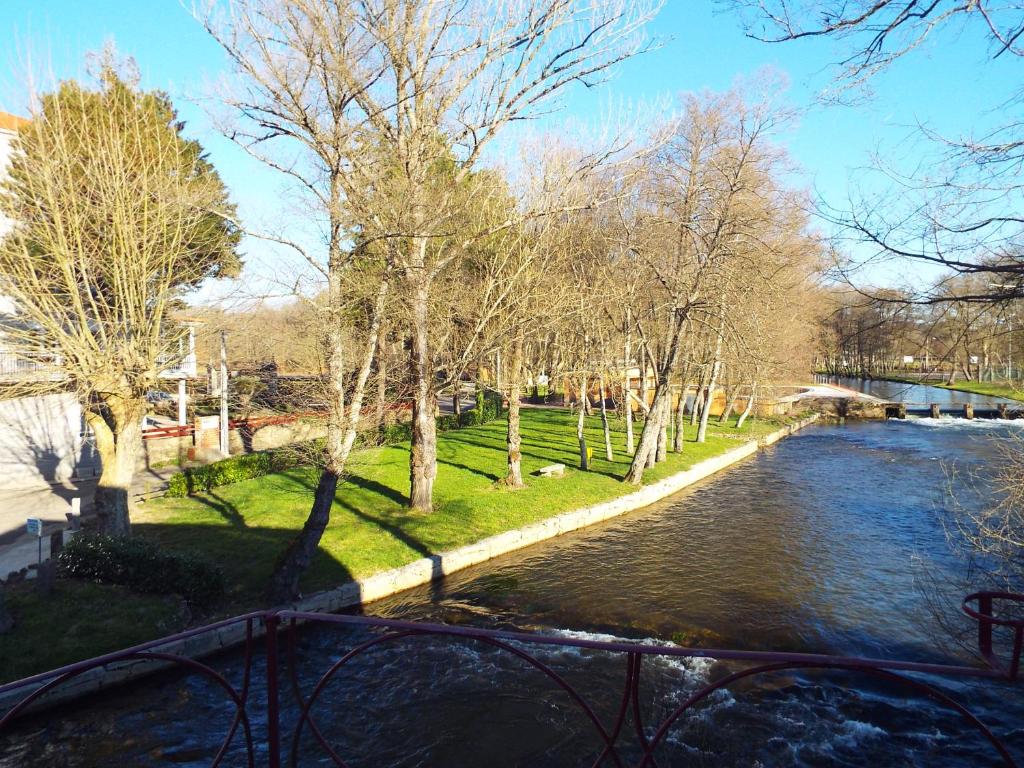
0, 1, 1016, 302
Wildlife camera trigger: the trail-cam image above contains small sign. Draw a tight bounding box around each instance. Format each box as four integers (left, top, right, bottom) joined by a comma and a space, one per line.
26, 517, 43, 537
902, 355, 914, 364
70, 497, 81, 516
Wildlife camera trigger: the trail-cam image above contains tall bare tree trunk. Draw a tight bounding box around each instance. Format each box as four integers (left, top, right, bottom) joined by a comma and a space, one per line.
625, 311, 687, 485
87, 400, 142, 536
505, 341, 525, 488
639, 348, 649, 421
375, 346, 387, 428
409, 278, 437, 512
268, 252, 387, 604
718, 382, 739, 424
624, 310, 634, 454
690, 366, 707, 427
577, 374, 589, 470
673, 381, 686, 452
630, 382, 668, 478
697, 358, 721, 444
736, 381, 757, 429
599, 374, 613, 461
656, 395, 668, 463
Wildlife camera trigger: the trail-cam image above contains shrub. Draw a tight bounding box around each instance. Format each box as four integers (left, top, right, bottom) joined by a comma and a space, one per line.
165, 448, 299, 497
58, 535, 225, 607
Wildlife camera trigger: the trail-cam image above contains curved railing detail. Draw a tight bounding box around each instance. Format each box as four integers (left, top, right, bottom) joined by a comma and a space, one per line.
0, 595, 1020, 767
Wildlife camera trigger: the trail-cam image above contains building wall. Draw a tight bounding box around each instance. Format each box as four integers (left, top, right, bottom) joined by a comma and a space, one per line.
0, 392, 100, 489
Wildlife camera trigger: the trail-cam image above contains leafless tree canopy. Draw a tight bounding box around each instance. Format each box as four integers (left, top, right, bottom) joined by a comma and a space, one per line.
0, 58, 241, 534
730, 0, 1024, 305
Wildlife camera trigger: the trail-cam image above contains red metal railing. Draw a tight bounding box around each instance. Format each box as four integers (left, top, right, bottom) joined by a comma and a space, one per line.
0, 592, 1021, 767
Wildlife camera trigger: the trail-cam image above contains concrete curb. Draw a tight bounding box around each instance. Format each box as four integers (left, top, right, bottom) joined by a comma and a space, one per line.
0, 414, 819, 715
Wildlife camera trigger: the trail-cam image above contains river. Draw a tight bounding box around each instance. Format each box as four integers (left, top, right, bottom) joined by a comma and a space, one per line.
817, 375, 1019, 408
2, 387, 1023, 766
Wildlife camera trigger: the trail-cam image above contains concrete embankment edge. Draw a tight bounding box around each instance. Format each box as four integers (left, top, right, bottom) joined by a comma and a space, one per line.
0, 413, 819, 715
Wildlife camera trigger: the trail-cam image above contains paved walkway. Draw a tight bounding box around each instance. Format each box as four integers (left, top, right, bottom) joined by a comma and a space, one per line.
0, 466, 175, 578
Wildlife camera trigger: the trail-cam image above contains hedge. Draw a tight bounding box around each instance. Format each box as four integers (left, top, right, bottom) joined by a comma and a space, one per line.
165, 391, 504, 497
166, 448, 300, 497
58, 535, 225, 608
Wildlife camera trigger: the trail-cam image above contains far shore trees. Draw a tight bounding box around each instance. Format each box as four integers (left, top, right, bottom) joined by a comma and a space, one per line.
0, 58, 240, 535
619, 86, 812, 484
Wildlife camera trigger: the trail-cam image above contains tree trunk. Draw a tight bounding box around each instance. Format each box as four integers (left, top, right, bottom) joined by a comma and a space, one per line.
267, 469, 339, 604
624, 310, 634, 454
736, 381, 757, 429
577, 374, 589, 470
697, 359, 721, 444
656, 395, 668, 462
375, 351, 388, 427
409, 280, 437, 511
87, 402, 142, 537
599, 374, 613, 461
453, 388, 461, 419
267, 260, 387, 603
627, 382, 669, 481
690, 368, 706, 426
505, 342, 525, 488
639, 350, 649, 422
673, 383, 686, 452
718, 384, 739, 424
625, 311, 687, 485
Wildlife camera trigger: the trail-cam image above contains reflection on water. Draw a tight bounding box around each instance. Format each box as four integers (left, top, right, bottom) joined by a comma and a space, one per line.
3, 418, 1024, 766
819, 375, 1019, 407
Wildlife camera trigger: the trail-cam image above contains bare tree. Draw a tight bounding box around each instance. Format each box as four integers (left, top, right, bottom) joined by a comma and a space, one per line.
206, 0, 659, 512
0, 59, 240, 534
732, 1, 1024, 304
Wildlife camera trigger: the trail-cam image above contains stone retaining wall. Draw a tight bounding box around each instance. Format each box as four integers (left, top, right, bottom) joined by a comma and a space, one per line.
0, 414, 819, 716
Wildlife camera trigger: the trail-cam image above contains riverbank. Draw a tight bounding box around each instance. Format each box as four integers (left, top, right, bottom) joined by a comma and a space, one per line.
0, 411, 817, 711
832, 373, 1024, 402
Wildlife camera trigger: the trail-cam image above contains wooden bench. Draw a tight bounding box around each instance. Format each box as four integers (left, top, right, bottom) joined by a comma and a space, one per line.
536, 463, 566, 478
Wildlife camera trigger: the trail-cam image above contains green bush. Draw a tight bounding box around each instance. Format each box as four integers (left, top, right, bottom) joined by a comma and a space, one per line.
165, 448, 299, 497
58, 535, 225, 607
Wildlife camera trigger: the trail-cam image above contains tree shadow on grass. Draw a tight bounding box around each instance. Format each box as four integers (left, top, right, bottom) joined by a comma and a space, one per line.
340, 474, 407, 506
441, 431, 625, 481
333, 498, 434, 561
133, 521, 356, 609
436, 454, 501, 482
190, 489, 247, 529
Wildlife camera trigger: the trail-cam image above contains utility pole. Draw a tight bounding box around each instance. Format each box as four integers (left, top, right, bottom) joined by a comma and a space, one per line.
219, 331, 229, 456
177, 378, 187, 426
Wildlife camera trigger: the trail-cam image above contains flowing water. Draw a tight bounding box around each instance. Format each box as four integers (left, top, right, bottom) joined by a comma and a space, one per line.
2, 389, 1024, 766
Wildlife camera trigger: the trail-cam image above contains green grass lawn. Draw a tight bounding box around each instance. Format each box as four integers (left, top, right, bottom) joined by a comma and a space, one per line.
135, 408, 787, 606
0, 581, 188, 683
0, 407, 796, 683
936, 380, 1024, 402
876, 375, 1024, 402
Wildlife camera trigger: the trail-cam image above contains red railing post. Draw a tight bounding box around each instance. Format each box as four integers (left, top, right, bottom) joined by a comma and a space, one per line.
979, 593, 994, 662
265, 614, 281, 768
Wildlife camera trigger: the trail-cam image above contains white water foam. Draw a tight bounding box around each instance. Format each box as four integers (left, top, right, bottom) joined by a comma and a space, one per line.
905, 416, 1024, 430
